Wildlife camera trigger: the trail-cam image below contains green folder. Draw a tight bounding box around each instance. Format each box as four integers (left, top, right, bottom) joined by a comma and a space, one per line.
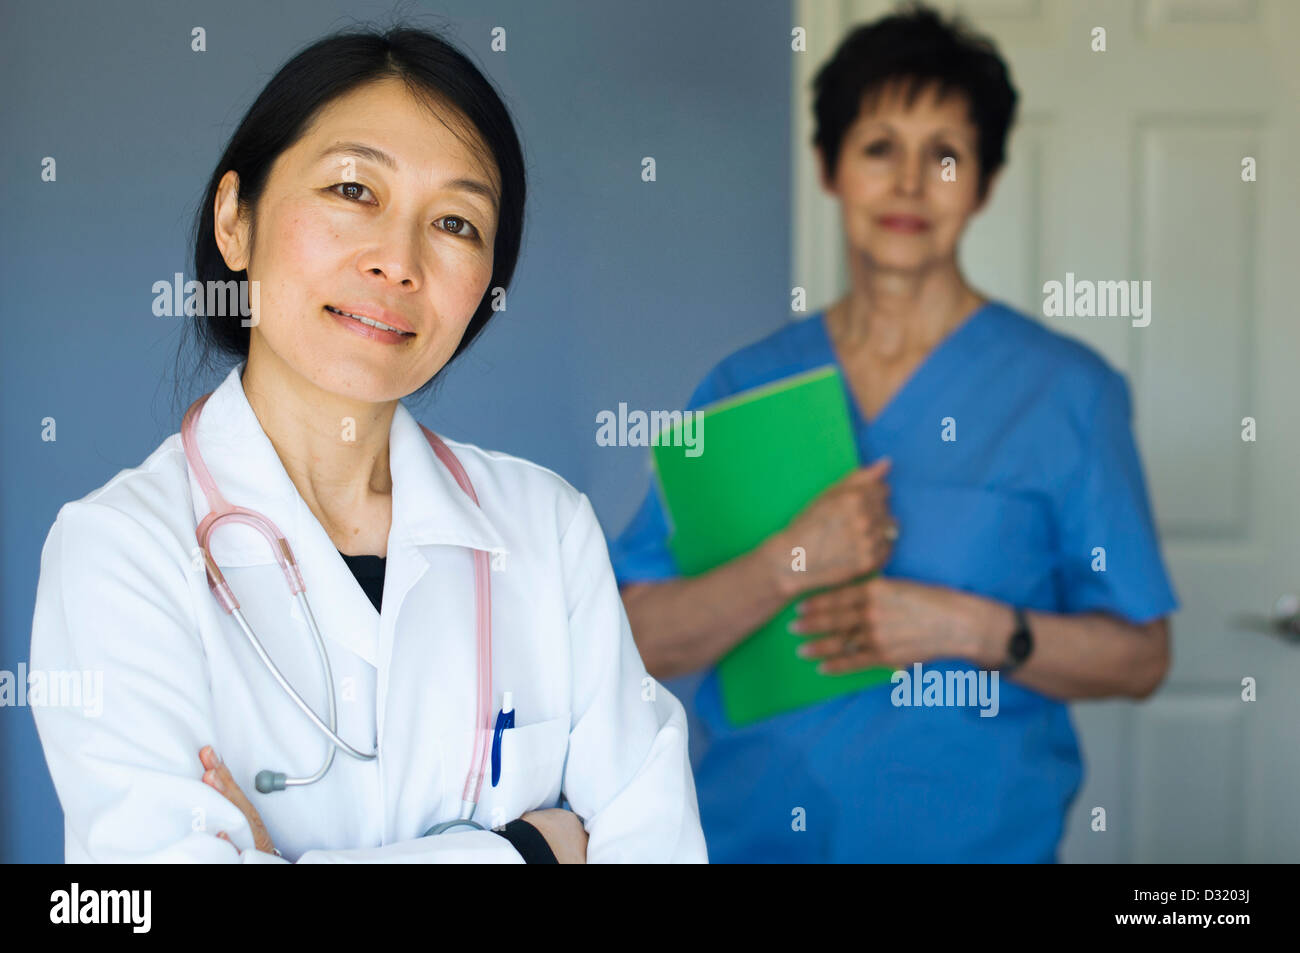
651, 364, 893, 727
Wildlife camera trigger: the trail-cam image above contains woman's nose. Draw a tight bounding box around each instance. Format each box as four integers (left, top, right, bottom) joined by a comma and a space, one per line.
358, 226, 424, 289
893, 151, 925, 197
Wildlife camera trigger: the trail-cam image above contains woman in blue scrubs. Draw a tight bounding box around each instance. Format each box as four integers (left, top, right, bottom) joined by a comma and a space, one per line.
609, 5, 1177, 862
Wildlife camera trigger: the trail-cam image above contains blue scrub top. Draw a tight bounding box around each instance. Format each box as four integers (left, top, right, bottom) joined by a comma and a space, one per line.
609, 300, 1179, 862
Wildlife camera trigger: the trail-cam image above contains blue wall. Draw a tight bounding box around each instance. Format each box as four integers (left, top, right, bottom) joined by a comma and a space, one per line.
0, 0, 792, 861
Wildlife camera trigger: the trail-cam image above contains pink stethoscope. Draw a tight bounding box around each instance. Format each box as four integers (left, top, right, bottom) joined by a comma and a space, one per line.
182, 392, 494, 834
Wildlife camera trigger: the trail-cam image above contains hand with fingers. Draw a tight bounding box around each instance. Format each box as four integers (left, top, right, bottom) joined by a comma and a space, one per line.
198, 745, 280, 857
770, 457, 899, 597
790, 575, 995, 675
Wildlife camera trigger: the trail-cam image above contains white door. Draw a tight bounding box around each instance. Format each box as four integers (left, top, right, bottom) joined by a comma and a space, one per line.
792, 0, 1300, 862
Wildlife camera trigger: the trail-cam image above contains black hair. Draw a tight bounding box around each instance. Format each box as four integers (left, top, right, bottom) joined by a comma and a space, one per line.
180, 24, 526, 405
811, 1, 1018, 202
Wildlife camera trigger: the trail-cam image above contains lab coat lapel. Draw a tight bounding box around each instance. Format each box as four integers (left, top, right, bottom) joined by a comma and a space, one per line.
185, 365, 380, 668
387, 403, 508, 554
186, 364, 509, 685
374, 402, 509, 749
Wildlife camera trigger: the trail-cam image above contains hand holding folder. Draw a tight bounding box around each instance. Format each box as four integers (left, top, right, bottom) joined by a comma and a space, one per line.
651, 366, 895, 726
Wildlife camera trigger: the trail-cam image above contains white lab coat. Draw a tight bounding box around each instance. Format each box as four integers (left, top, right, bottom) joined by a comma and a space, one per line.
29, 364, 707, 863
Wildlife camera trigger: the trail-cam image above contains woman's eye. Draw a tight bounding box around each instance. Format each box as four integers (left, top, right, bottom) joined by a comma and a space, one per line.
935, 147, 958, 162
865, 140, 891, 157
436, 215, 480, 240
329, 182, 375, 203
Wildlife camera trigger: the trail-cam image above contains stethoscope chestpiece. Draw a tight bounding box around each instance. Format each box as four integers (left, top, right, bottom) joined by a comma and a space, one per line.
256, 770, 288, 794
422, 818, 487, 837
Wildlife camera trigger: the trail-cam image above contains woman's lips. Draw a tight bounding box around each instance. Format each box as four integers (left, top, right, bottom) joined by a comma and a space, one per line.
877, 215, 931, 233
324, 305, 414, 344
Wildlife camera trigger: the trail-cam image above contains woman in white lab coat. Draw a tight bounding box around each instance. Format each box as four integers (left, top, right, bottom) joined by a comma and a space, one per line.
29, 26, 706, 864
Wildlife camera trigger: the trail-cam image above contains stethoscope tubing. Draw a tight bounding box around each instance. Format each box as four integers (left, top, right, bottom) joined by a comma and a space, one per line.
183, 390, 493, 822
230, 594, 374, 762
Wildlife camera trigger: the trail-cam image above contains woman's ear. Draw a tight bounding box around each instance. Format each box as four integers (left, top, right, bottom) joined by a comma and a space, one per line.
212, 170, 251, 272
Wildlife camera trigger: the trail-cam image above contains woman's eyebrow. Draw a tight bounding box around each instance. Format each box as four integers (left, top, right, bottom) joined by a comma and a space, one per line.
443, 176, 499, 212
318, 141, 399, 171
316, 141, 499, 211
859, 122, 970, 139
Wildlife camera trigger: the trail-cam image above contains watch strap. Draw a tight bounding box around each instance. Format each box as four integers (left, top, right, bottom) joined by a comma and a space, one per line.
496, 818, 558, 864
1001, 607, 1032, 672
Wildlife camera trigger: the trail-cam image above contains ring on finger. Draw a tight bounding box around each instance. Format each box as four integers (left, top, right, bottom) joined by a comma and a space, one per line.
841, 630, 866, 654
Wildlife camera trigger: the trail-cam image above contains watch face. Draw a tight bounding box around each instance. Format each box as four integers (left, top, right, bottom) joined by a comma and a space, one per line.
1010, 626, 1032, 660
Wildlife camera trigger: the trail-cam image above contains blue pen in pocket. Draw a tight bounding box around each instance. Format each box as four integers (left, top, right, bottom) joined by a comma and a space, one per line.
490, 691, 514, 787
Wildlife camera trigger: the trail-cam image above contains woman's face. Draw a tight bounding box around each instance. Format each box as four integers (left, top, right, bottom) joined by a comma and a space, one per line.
820, 79, 995, 274
214, 76, 500, 403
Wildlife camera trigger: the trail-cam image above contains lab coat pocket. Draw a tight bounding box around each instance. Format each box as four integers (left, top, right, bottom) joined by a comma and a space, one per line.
479, 714, 571, 830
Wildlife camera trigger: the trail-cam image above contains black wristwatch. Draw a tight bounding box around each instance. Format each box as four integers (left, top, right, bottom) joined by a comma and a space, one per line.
999, 607, 1034, 672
